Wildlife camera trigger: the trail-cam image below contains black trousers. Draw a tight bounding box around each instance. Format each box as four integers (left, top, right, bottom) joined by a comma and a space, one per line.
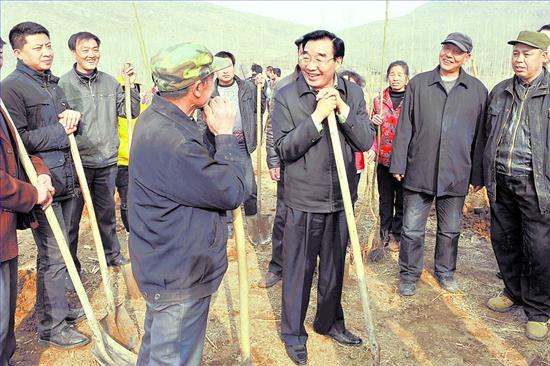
399, 189, 465, 283
0, 257, 17, 366
377, 165, 403, 242
268, 170, 285, 276
491, 173, 550, 322
115, 165, 129, 232
281, 208, 348, 346
68, 164, 122, 272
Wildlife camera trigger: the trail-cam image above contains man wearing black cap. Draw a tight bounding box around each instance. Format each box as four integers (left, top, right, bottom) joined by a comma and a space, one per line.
480, 31, 550, 341
390, 32, 487, 296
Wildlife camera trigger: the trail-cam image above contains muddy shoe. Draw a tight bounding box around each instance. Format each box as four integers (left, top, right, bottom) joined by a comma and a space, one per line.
38, 325, 90, 349
257, 271, 281, 288
487, 294, 515, 313
526, 321, 548, 341
399, 282, 416, 296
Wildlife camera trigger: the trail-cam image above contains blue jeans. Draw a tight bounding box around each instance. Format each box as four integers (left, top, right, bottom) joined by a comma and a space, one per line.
0, 257, 17, 366
399, 189, 465, 283
138, 296, 211, 366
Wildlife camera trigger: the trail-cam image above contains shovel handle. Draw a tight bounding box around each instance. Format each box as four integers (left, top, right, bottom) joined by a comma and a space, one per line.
327, 112, 380, 363
68, 134, 118, 312
232, 207, 251, 365
124, 75, 133, 154
0, 99, 110, 355
256, 83, 262, 216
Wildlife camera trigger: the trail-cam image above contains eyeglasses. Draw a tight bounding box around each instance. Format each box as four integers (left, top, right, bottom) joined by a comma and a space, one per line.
298, 55, 335, 67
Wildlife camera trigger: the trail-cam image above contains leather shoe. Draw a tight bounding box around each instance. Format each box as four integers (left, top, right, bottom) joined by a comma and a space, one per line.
257, 271, 281, 288
285, 344, 308, 364
399, 282, 416, 296
327, 328, 362, 346
38, 325, 90, 349
65, 307, 86, 324
437, 276, 459, 293
108, 256, 130, 267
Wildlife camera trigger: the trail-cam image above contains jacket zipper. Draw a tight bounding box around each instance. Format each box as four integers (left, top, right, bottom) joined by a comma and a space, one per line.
505, 85, 531, 174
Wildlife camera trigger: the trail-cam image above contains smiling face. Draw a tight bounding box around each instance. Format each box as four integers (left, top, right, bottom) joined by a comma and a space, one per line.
439, 43, 470, 76
72, 37, 100, 74
511, 43, 546, 83
300, 37, 342, 90
13, 33, 54, 72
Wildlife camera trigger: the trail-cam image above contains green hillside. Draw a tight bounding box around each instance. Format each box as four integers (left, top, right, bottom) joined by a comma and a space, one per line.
1, 1, 549, 90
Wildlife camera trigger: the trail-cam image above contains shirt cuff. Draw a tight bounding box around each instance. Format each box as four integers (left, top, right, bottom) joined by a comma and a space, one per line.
310, 113, 324, 132
336, 104, 350, 124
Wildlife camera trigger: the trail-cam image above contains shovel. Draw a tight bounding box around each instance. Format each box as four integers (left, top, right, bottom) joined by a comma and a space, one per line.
121, 74, 143, 300
1, 99, 137, 365
232, 207, 252, 365
68, 134, 139, 350
327, 112, 380, 365
248, 81, 271, 245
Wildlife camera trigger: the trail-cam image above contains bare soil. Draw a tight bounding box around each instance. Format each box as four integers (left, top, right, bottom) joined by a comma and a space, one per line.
10, 161, 550, 366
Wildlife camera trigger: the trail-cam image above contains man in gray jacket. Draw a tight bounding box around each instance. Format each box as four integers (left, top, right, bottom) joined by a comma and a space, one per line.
390, 33, 487, 296
59, 32, 140, 274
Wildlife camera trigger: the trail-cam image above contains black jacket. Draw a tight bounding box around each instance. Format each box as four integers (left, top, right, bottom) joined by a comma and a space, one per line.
390, 66, 488, 197
479, 69, 550, 214
128, 95, 249, 302
272, 74, 375, 213
1, 61, 78, 201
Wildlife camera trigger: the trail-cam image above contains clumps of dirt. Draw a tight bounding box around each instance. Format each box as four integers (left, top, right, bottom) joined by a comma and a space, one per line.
15, 270, 37, 331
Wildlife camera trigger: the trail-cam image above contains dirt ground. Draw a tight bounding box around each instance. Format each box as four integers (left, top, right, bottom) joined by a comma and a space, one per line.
9, 158, 550, 366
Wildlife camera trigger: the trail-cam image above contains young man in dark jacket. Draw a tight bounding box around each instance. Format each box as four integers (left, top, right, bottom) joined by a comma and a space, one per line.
1, 22, 89, 348
272, 30, 374, 365
389, 32, 487, 296
0, 36, 54, 365
129, 42, 249, 366
481, 31, 550, 341
59, 32, 140, 273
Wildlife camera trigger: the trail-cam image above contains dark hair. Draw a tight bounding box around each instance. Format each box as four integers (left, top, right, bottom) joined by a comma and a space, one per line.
339, 69, 365, 88
251, 63, 262, 74
266, 65, 273, 71
301, 30, 345, 58
386, 60, 410, 79
68, 32, 101, 51
9, 22, 50, 49
215, 51, 235, 66
273, 68, 281, 77
538, 24, 550, 32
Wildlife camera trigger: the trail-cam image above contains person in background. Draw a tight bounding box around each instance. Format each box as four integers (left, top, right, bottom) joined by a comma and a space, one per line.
538, 24, 550, 68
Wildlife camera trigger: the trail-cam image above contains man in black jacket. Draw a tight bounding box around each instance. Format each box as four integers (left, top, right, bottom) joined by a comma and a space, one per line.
389, 32, 487, 296
481, 31, 550, 341
129, 42, 249, 366
1, 22, 89, 349
272, 30, 374, 365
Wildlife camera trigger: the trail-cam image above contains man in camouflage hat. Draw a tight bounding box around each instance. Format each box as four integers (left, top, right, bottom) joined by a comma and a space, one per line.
479, 30, 550, 341
128, 42, 250, 365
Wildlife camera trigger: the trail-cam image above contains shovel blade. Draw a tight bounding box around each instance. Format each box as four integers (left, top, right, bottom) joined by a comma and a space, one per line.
91, 328, 138, 366
120, 263, 142, 300
99, 308, 138, 351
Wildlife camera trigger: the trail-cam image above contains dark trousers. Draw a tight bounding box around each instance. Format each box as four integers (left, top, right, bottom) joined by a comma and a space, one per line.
137, 296, 211, 366
377, 165, 403, 242
32, 199, 75, 335
115, 165, 129, 233
0, 257, 17, 366
68, 164, 122, 272
268, 170, 285, 276
491, 173, 550, 322
281, 208, 348, 346
399, 189, 465, 283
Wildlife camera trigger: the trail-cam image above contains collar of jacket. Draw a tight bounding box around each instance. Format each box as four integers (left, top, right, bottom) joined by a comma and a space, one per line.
16, 59, 58, 84
72, 63, 99, 84
149, 94, 195, 127
296, 73, 347, 98
503, 68, 549, 97
427, 66, 472, 90
213, 75, 244, 97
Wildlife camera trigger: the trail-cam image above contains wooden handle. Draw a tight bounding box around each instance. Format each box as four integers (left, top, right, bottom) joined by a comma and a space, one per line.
327, 112, 379, 357
232, 207, 251, 364
0, 99, 109, 353
68, 134, 117, 312
124, 76, 133, 155
256, 83, 262, 216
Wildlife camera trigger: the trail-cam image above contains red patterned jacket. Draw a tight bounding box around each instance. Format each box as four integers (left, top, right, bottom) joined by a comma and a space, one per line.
371, 87, 404, 167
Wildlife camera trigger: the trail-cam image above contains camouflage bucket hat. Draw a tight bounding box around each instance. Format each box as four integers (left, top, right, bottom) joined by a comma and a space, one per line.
151, 42, 231, 92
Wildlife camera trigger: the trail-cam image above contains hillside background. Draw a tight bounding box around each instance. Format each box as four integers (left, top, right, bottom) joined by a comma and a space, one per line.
1, 1, 549, 92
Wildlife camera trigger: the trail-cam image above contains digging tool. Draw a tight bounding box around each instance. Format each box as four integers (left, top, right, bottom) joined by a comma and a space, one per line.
327, 112, 380, 365
68, 133, 139, 350
1, 100, 137, 365
248, 81, 271, 245
122, 73, 142, 300
232, 207, 251, 365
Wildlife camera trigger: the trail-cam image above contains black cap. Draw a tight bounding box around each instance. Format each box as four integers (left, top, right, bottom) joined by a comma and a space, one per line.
441, 32, 473, 53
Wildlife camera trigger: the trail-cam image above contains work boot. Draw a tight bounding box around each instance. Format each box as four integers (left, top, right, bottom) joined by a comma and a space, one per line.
38, 325, 90, 349
257, 271, 281, 288
526, 321, 548, 341
487, 294, 515, 313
